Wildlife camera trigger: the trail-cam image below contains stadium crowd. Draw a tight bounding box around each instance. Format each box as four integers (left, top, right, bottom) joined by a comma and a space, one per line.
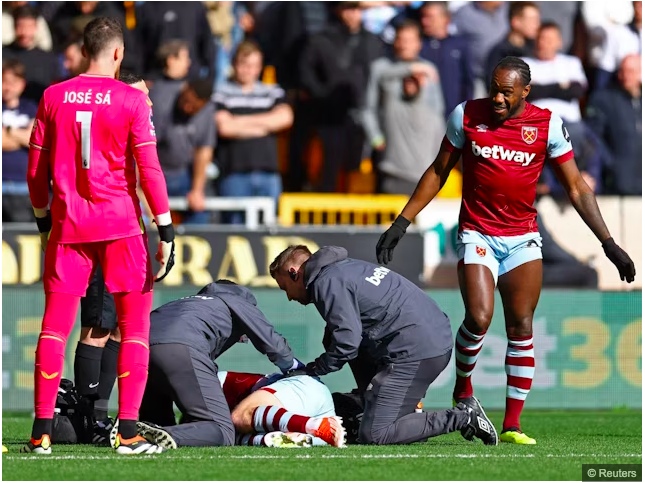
2, 0, 642, 224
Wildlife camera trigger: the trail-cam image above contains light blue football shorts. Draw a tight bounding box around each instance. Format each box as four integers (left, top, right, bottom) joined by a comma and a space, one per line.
456, 230, 543, 286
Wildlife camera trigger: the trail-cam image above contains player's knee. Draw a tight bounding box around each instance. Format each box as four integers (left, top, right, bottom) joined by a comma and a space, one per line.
222, 421, 236, 446
40, 329, 68, 344
466, 308, 493, 331
230, 407, 253, 432
80, 327, 110, 347
507, 315, 533, 337
109, 328, 121, 343
358, 422, 387, 445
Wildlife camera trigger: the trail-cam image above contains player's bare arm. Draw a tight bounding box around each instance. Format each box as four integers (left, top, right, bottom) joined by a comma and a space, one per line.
376, 147, 460, 264
401, 147, 461, 222
552, 158, 636, 282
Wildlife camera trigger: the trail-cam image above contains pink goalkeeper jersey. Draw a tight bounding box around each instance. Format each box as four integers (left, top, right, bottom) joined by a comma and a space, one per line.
28, 73, 168, 243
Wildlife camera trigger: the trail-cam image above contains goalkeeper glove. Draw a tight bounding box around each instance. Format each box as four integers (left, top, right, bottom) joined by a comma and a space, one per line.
33, 207, 52, 253
155, 221, 176, 282
376, 215, 410, 265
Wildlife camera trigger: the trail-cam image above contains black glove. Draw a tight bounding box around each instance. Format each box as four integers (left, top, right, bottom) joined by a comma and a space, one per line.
376, 215, 410, 265
602, 237, 636, 283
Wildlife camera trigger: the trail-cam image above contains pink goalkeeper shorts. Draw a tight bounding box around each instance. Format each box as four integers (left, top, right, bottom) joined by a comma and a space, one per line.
44, 234, 153, 296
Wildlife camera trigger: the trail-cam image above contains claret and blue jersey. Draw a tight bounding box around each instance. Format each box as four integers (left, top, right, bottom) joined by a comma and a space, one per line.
443, 98, 574, 236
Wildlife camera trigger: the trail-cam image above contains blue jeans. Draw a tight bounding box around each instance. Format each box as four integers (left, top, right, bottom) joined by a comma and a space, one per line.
165, 169, 210, 225
218, 171, 282, 225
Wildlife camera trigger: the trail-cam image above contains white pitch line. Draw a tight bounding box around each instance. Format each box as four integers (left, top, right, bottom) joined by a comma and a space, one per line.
3, 453, 642, 461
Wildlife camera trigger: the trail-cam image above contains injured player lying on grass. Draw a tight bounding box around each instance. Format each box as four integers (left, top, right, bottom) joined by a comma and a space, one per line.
137, 370, 346, 448
224, 371, 345, 448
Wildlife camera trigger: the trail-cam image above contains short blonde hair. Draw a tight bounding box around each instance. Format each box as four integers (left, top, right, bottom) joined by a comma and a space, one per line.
269, 245, 312, 279
233, 40, 262, 64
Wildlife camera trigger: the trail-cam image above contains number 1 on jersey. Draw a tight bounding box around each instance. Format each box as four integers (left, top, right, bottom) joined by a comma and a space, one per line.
76, 111, 92, 169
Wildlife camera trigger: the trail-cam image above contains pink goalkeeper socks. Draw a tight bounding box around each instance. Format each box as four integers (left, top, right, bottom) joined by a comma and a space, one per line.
114, 291, 152, 421
35, 293, 80, 419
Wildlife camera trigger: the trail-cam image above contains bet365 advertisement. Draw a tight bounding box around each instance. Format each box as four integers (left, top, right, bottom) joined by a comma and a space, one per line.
2, 287, 640, 411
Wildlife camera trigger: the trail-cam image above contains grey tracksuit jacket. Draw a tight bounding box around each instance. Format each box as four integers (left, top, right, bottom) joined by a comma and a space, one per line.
149, 283, 295, 372
305, 246, 453, 376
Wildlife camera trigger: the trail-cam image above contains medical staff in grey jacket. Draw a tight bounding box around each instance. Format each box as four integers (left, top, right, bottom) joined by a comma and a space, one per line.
137, 280, 301, 448
270, 245, 498, 446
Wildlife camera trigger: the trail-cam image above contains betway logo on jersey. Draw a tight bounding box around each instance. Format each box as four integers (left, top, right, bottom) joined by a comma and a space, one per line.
366, 267, 390, 286
471, 141, 536, 166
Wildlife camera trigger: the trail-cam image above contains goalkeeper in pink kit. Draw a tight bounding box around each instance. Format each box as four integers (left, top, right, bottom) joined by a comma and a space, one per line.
23, 18, 175, 455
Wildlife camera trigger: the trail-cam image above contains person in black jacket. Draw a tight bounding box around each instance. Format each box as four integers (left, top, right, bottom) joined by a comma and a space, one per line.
135, 1, 215, 82
485, 2, 540, 85
297, 2, 384, 192
130, 280, 302, 448
271, 245, 498, 446
585, 54, 642, 196
2, 6, 60, 104
48, 2, 140, 74
418, 1, 474, 117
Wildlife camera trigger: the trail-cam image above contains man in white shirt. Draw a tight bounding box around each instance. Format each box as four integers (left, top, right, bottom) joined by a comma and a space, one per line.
522, 22, 588, 146
594, 1, 642, 89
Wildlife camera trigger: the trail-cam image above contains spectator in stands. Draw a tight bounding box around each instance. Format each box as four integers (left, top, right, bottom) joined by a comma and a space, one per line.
523, 23, 588, 147
151, 39, 192, 86
153, 79, 216, 224
361, 21, 444, 195
583, 1, 636, 68
2, 59, 37, 222
62, 36, 87, 79
535, 2, 580, 54
2, 6, 60, 104
451, 1, 509, 97
135, 1, 215, 82
148, 41, 192, 149
251, 2, 330, 91
593, 1, 642, 90
272, 1, 331, 192
214, 41, 293, 225
539, 124, 609, 196
486, 2, 541, 84
298, 1, 384, 192
585, 54, 642, 195
418, 1, 473, 117
49, 2, 140, 74
2, 1, 52, 51
360, 1, 410, 38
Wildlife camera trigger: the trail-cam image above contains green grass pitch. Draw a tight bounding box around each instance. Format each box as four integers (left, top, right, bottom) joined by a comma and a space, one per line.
2, 410, 641, 481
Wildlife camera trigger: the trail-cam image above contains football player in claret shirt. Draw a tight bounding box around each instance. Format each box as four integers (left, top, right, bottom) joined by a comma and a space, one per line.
212, 370, 342, 448
377, 56, 635, 445
24, 17, 175, 455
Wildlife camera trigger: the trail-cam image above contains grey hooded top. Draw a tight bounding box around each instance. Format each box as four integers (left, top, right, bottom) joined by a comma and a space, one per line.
149, 282, 295, 372
304, 246, 453, 376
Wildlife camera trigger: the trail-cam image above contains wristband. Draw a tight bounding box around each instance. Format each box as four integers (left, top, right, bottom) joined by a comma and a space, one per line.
35, 211, 52, 234
157, 224, 175, 243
